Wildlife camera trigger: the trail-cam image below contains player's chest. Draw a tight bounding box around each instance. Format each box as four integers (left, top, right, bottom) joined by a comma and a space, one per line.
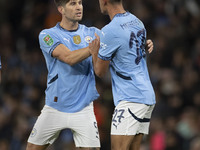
59, 33, 94, 50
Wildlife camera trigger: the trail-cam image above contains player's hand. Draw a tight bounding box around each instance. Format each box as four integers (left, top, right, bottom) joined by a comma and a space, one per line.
89, 33, 100, 55
146, 39, 154, 53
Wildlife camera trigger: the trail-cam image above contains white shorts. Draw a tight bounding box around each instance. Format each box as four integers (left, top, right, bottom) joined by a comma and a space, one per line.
28, 103, 100, 147
111, 101, 155, 135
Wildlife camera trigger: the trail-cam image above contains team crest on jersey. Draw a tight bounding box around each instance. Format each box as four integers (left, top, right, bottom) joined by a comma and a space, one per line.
73, 35, 81, 44
43, 35, 54, 46
85, 36, 93, 43
30, 128, 37, 137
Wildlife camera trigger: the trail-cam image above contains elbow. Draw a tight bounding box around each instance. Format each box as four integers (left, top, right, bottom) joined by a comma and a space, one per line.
93, 62, 108, 78
95, 72, 104, 78
94, 68, 106, 78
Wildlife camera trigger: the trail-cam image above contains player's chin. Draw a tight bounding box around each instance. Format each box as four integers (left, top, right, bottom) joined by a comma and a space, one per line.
75, 16, 82, 21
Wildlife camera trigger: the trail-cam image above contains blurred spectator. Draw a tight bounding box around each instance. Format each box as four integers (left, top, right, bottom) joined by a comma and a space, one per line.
190, 136, 200, 150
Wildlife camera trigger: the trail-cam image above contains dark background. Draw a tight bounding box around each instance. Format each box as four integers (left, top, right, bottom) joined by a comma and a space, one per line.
0, 0, 200, 149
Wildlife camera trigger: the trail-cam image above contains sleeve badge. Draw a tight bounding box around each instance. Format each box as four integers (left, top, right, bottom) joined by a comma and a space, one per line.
43, 35, 54, 46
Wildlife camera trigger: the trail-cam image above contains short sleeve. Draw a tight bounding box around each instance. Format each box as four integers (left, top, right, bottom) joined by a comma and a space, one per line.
98, 27, 120, 61
39, 30, 62, 56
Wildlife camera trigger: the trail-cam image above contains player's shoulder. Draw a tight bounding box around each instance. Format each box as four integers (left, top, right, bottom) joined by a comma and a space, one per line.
102, 14, 125, 32
78, 24, 101, 36
79, 24, 100, 32
101, 22, 116, 38
103, 23, 112, 30
38, 24, 59, 40
128, 13, 145, 27
39, 26, 57, 36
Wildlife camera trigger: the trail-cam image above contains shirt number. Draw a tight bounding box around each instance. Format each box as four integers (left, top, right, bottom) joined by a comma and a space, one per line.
129, 29, 146, 65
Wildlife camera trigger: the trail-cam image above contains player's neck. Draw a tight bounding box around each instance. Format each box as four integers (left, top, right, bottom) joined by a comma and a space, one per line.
60, 19, 79, 31
107, 3, 126, 20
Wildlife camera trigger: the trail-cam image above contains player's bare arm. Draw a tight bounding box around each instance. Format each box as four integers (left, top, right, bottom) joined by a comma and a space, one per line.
89, 33, 100, 69
94, 58, 110, 78
89, 34, 109, 78
52, 44, 91, 66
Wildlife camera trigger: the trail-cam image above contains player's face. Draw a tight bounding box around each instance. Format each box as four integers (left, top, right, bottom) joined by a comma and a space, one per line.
62, 0, 83, 22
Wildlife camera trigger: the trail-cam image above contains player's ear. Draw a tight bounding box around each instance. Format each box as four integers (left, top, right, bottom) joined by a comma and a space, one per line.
103, 0, 108, 5
58, 6, 64, 15
105, 0, 110, 5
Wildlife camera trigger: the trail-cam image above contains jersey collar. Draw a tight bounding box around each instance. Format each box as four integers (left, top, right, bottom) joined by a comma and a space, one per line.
114, 11, 129, 18
56, 22, 80, 32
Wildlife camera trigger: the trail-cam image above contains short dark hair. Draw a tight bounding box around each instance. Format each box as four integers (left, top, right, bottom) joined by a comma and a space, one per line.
54, 0, 70, 7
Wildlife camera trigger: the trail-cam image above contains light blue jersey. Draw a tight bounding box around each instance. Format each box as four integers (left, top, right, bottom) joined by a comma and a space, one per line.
39, 23, 100, 113
98, 12, 156, 106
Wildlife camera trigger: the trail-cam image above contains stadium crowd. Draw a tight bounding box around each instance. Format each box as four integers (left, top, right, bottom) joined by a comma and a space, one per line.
0, 0, 200, 149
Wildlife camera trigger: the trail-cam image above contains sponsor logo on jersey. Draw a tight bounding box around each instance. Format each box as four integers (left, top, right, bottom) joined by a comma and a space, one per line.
43, 35, 54, 46
63, 38, 70, 42
73, 35, 81, 44
100, 42, 107, 50
85, 36, 93, 43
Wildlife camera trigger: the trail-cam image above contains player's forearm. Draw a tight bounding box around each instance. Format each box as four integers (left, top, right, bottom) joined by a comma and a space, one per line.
89, 44, 102, 77
91, 52, 98, 75
89, 33, 101, 75
52, 44, 91, 66
90, 44, 108, 78
93, 57, 109, 78
63, 47, 91, 66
